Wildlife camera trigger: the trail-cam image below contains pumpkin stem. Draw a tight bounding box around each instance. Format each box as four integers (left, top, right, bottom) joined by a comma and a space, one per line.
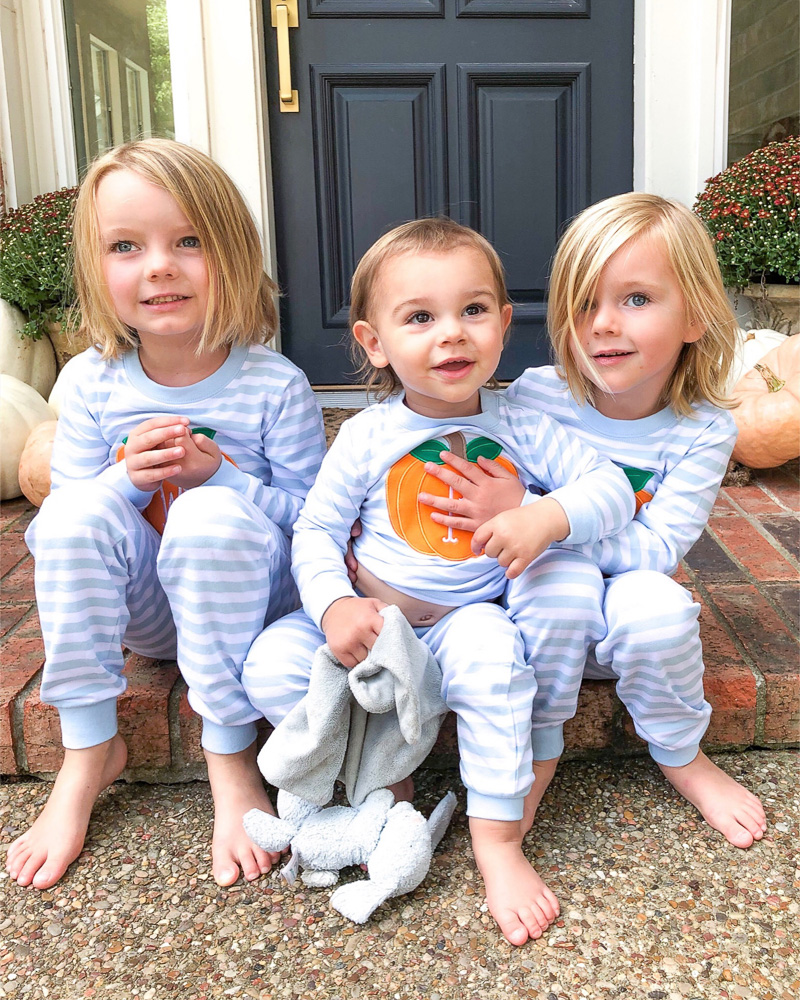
753, 362, 786, 393
443, 431, 467, 460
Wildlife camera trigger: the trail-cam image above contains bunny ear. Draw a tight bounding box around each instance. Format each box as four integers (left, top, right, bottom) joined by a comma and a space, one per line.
242, 808, 297, 852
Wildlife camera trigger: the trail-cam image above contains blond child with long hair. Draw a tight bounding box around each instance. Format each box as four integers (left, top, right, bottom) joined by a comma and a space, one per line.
5, 139, 326, 891
242, 217, 637, 946
420, 193, 768, 851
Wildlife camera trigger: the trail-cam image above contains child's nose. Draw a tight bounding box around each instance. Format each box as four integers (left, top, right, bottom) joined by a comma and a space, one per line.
591, 301, 619, 335
439, 316, 467, 342
145, 247, 177, 279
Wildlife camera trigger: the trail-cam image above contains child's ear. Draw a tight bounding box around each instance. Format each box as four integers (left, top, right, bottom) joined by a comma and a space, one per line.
353, 320, 390, 369
682, 321, 707, 345
501, 303, 513, 333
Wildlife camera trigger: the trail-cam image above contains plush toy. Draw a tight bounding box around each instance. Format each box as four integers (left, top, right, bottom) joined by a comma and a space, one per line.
243, 787, 457, 923
245, 605, 458, 923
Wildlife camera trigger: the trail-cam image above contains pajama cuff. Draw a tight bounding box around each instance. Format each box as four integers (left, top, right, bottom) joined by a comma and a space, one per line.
466, 791, 525, 822
200, 719, 259, 755
648, 742, 700, 768
59, 699, 118, 750
531, 723, 564, 761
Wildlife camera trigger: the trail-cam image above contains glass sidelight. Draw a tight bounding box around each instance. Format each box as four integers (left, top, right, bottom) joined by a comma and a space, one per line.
63, 0, 175, 170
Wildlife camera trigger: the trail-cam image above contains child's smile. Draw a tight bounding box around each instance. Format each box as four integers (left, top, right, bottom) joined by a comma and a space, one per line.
575, 235, 704, 420
353, 248, 512, 419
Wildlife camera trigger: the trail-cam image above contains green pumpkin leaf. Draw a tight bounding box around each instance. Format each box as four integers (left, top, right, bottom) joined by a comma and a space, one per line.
465, 436, 503, 463
622, 466, 654, 493
410, 439, 449, 464
192, 427, 217, 440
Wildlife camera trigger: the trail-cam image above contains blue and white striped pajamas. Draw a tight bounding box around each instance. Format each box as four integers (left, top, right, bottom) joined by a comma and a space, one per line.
251, 389, 634, 821
26, 344, 325, 754
504, 367, 737, 766
242, 603, 533, 821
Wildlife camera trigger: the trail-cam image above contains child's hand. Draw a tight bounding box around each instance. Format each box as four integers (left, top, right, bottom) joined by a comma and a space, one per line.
472, 498, 569, 579
124, 416, 191, 491
168, 429, 222, 489
344, 518, 362, 585
418, 452, 526, 533
321, 596, 387, 668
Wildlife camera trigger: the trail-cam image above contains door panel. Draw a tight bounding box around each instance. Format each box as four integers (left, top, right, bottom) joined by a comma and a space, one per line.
264, 0, 633, 385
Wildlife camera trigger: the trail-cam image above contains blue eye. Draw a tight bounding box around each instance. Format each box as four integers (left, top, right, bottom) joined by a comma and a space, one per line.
110, 240, 134, 253
180, 236, 201, 248
627, 293, 649, 307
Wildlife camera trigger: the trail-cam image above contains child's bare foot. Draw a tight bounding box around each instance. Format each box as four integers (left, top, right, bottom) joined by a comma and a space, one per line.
5, 734, 127, 889
658, 750, 767, 848
205, 743, 283, 886
387, 775, 414, 803
521, 756, 560, 837
470, 817, 560, 946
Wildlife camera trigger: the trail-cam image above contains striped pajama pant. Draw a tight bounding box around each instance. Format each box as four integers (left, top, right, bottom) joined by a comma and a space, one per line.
242, 601, 534, 822
25, 481, 297, 755
505, 548, 710, 767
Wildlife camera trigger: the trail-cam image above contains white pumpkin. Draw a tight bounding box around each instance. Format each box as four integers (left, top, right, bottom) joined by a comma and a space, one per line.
0, 299, 58, 398
48, 353, 83, 417
0, 375, 56, 500
727, 328, 788, 392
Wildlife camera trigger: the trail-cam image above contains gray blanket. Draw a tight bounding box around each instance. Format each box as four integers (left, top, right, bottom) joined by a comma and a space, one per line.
257, 605, 448, 806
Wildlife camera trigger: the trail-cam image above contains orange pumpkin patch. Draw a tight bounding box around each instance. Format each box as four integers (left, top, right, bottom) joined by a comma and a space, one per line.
386, 432, 517, 561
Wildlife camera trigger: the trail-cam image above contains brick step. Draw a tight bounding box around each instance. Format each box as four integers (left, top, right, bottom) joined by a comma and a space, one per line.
1, 461, 798, 781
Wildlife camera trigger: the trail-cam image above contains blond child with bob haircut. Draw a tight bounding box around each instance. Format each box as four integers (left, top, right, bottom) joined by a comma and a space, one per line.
420, 193, 768, 854
243, 216, 637, 946
6, 138, 326, 892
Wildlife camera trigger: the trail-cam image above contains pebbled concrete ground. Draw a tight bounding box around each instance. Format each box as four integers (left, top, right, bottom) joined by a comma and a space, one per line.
1, 749, 797, 1000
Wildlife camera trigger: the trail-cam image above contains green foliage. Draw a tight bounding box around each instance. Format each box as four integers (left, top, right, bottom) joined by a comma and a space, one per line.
693, 137, 800, 289
0, 187, 78, 340
147, 0, 175, 138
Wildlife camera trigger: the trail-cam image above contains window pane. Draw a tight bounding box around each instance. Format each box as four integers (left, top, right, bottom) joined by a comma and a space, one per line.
64, 0, 175, 169
727, 0, 799, 165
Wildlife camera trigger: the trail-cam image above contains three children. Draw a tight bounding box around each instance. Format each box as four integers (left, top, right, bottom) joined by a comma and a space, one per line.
5, 137, 767, 948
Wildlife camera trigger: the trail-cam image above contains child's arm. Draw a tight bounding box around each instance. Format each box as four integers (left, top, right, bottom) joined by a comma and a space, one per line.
291, 419, 386, 660
576, 416, 736, 576
194, 371, 326, 536
421, 410, 634, 577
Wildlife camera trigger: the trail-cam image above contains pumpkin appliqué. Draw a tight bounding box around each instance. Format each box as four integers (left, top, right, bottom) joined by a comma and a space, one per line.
386, 431, 518, 561
116, 426, 236, 534
622, 466, 655, 513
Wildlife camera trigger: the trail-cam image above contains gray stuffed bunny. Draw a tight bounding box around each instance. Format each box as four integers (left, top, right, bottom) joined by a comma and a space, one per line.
243, 787, 457, 924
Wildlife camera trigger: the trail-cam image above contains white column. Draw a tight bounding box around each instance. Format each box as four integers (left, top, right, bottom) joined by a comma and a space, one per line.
633, 0, 731, 206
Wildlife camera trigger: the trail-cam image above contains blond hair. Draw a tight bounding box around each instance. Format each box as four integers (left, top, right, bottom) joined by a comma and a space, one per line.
349, 217, 510, 399
548, 192, 737, 416
71, 138, 278, 359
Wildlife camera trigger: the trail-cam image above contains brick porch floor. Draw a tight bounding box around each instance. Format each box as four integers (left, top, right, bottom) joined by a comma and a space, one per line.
1, 460, 798, 781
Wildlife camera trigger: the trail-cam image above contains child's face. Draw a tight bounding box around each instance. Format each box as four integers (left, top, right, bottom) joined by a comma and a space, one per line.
95, 168, 210, 351
353, 248, 512, 419
573, 235, 704, 420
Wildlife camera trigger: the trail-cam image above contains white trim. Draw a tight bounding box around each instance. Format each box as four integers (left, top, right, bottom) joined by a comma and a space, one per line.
88, 34, 124, 150
633, 0, 731, 204
0, 0, 77, 207
124, 57, 153, 139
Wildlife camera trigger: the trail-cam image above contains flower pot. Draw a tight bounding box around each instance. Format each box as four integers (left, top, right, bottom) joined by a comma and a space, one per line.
740, 283, 799, 337
46, 321, 93, 371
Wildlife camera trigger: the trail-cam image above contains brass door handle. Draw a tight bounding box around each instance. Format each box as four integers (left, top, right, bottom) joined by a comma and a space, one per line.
271, 0, 299, 113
